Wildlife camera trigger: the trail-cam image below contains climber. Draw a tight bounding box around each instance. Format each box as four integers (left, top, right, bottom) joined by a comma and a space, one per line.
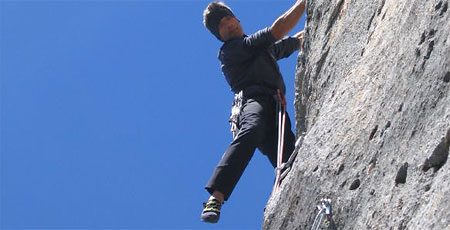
201, 0, 306, 223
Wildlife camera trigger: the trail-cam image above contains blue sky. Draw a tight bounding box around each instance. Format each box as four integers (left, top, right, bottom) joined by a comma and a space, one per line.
1, 1, 305, 229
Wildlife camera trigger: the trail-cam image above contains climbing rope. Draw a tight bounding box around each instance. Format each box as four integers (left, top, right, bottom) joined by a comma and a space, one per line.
274, 89, 287, 192
231, 89, 305, 192
311, 199, 336, 230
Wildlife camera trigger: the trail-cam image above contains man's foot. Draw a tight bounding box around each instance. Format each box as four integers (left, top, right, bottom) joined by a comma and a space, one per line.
201, 198, 222, 223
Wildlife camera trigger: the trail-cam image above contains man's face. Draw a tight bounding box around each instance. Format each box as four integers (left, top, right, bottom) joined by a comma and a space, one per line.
218, 15, 244, 41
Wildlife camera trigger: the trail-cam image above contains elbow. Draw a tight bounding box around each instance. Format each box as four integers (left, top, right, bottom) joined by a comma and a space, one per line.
270, 24, 285, 41
270, 30, 284, 41
270, 16, 289, 40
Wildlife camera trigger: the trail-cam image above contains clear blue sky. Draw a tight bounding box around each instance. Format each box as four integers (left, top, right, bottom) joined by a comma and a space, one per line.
1, 1, 305, 229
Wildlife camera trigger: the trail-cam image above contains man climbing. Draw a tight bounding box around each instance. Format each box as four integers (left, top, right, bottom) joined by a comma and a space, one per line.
201, 0, 306, 223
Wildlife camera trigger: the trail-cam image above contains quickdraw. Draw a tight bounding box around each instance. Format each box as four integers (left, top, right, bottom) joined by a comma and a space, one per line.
311, 199, 337, 230
229, 91, 243, 140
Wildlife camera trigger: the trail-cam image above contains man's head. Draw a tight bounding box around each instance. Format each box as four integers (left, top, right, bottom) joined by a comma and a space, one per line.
203, 2, 244, 42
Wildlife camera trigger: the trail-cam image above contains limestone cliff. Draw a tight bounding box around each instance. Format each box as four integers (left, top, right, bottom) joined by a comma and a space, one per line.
263, 0, 450, 229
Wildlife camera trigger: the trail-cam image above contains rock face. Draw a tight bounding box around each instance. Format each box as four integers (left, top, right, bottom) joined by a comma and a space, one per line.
263, 0, 450, 229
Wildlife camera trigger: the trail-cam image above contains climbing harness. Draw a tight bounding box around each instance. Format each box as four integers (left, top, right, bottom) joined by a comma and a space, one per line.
229, 91, 243, 140
311, 199, 337, 230
274, 89, 287, 192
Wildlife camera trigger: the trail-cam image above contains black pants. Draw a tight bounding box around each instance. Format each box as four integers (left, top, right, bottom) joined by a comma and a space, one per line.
205, 94, 295, 201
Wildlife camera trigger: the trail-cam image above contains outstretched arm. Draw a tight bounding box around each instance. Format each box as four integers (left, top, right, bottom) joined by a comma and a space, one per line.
270, 0, 306, 40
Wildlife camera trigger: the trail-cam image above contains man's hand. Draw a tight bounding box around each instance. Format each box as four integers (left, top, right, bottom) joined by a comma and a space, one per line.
294, 30, 305, 51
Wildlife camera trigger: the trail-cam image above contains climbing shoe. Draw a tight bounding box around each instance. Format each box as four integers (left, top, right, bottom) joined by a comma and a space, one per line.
201, 198, 222, 223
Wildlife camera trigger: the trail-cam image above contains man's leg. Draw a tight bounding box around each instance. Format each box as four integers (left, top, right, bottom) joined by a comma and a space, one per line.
205, 97, 268, 201
259, 110, 296, 169
210, 191, 224, 203
201, 97, 269, 223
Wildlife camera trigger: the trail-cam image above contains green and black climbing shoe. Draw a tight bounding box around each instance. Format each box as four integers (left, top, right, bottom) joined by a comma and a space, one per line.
201, 198, 222, 223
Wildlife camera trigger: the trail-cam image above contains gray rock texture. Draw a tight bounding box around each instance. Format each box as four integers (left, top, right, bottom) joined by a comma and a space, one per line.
263, 0, 450, 229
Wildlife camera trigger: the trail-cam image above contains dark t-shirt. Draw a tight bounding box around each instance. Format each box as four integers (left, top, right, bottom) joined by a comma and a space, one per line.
218, 27, 299, 95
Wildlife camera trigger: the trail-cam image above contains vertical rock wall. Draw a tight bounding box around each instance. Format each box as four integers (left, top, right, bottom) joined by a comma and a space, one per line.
264, 0, 449, 229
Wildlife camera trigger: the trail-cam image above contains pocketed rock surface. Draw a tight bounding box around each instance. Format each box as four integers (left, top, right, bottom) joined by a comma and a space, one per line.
263, 0, 450, 229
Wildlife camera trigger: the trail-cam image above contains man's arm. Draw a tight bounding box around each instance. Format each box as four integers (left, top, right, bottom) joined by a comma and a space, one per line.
270, 0, 306, 41
271, 37, 299, 60
293, 30, 305, 50
270, 30, 304, 60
